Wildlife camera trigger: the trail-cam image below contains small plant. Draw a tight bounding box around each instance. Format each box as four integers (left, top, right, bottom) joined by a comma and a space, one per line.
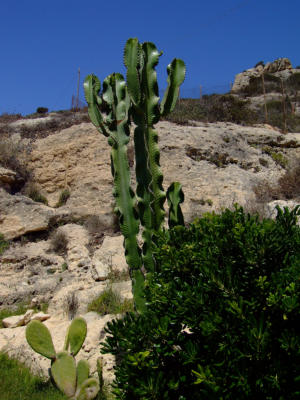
87, 287, 134, 315
26, 184, 48, 205
107, 268, 130, 283
64, 292, 79, 320
56, 189, 70, 207
84, 215, 105, 235
0, 233, 9, 256
61, 262, 68, 272
26, 317, 100, 399
270, 151, 288, 168
36, 107, 48, 114
50, 231, 68, 255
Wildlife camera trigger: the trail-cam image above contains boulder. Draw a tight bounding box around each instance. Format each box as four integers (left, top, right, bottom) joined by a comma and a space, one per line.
0, 189, 54, 240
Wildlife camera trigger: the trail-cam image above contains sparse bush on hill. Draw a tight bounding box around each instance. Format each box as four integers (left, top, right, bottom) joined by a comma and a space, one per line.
55, 189, 70, 207
164, 94, 258, 125
254, 158, 300, 202
25, 183, 48, 205
50, 230, 68, 255
36, 107, 48, 114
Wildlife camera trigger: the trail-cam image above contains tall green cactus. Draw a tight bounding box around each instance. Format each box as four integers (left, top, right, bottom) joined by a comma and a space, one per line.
26, 318, 100, 400
84, 38, 186, 312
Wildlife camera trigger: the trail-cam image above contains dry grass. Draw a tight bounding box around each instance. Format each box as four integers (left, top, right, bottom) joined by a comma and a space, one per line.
253, 158, 300, 204
50, 230, 68, 255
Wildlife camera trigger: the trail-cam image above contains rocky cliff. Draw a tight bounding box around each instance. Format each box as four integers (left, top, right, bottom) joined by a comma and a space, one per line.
0, 112, 299, 382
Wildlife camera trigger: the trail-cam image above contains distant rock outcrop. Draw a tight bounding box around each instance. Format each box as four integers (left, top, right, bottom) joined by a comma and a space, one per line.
232, 58, 294, 93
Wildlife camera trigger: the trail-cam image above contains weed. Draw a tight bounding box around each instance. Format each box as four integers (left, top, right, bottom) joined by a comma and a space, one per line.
50, 231, 68, 255
271, 152, 288, 168
55, 189, 70, 207
87, 287, 134, 315
26, 184, 48, 205
84, 215, 105, 235
262, 146, 288, 168
0, 233, 9, 255
0, 352, 66, 400
61, 262, 68, 272
107, 268, 130, 283
64, 292, 79, 320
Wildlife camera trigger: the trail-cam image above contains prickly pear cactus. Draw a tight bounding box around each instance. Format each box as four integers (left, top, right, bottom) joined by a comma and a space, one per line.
84, 37, 186, 312
25, 318, 99, 400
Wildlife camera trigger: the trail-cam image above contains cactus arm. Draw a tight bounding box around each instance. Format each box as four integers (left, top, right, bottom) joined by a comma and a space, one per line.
166, 182, 185, 228
124, 37, 141, 106
75, 378, 100, 400
83, 75, 109, 137
77, 359, 90, 388
51, 351, 77, 398
65, 317, 87, 356
133, 124, 155, 272
160, 58, 186, 116
106, 73, 142, 271
26, 320, 56, 360
141, 41, 161, 126
131, 269, 146, 313
146, 126, 166, 231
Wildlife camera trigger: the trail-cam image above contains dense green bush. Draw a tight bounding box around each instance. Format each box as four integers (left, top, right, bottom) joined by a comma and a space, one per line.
102, 205, 300, 399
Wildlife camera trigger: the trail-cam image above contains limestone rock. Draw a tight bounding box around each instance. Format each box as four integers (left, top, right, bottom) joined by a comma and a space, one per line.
30, 312, 51, 322
0, 189, 54, 240
23, 309, 35, 325
93, 235, 128, 273
264, 58, 292, 73
0, 167, 17, 187
56, 224, 90, 271
2, 314, 26, 328
27, 123, 114, 226
91, 260, 110, 281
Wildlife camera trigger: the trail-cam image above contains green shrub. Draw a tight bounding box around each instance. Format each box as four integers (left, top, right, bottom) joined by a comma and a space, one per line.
55, 189, 70, 207
102, 205, 300, 399
88, 288, 133, 315
36, 107, 48, 114
0, 233, 9, 256
26, 184, 48, 205
0, 352, 66, 400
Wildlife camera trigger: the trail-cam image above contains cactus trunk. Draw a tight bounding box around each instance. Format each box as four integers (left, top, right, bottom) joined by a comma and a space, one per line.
85, 38, 186, 313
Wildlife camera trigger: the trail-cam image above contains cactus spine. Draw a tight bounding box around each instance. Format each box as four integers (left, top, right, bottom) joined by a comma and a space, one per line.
84, 38, 186, 312
25, 318, 99, 400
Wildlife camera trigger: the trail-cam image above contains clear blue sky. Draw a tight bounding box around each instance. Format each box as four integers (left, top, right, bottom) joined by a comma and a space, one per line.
1, 0, 299, 115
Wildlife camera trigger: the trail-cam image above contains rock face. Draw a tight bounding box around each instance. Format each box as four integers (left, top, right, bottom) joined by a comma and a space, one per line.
232, 58, 294, 93
19, 120, 300, 224
0, 117, 300, 386
0, 189, 55, 240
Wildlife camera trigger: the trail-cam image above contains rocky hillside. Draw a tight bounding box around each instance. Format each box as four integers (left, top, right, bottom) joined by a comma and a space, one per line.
0, 110, 300, 382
